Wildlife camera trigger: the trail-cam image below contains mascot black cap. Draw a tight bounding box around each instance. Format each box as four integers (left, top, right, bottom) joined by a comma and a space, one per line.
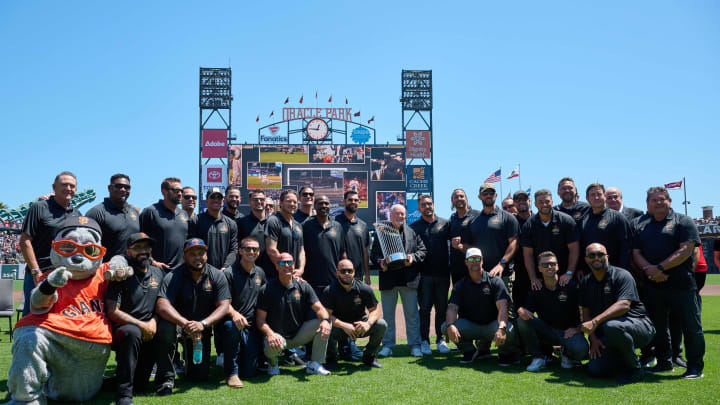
54, 216, 103, 238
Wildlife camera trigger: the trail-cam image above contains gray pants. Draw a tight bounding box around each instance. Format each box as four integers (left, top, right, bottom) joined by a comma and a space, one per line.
8, 326, 111, 405
381, 286, 421, 348
327, 319, 388, 359
516, 317, 589, 360
264, 319, 329, 366
441, 318, 521, 355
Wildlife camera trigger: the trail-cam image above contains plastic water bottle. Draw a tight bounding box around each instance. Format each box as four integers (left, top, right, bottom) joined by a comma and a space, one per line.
192, 338, 203, 365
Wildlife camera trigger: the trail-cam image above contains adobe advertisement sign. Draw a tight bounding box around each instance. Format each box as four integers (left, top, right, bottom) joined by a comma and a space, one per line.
405, 130, 430, 158
406, 165, 432, 193
201, 164, 227, 195
201, 129, 228, 158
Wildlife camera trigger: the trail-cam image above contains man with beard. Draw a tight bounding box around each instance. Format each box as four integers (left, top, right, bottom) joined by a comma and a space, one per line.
335, 190, 371, 284
521, 189, 580, 291
302, 195, 346, 297
140, 177, 189, 272
188, 187, 238, 271
372, 204, 427, 358
322, 259, 386, 368
154, 239, 231, 395
606, 187, 643, 221
237, 190, 269, 274
20, 171, 80, 315
632, 187, 704, 379
555, 177, 591, 225
294, 186, 315, 223
580, 243, 655, 384
517, 251, 587, 372
580, 183, 632, 272
105, 233, 165, 405
511, 190, 533, 312
222, 186, 244, 220
222, 237, 266, 388
86, 173, 141, 262
501, 197, 517, 215
449, 189, 480, 284
410, 194, 451, 354
181, 187, 197, 220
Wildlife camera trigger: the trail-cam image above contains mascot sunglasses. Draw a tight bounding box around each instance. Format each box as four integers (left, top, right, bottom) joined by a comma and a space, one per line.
52, 240, 107, 261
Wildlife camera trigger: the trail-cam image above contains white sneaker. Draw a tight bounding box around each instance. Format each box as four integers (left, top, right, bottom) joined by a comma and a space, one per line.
306, 361, 331, 376
267, 364, 280, 376
526, 357, 547, 372
437, 340, 451, 354
378, 346, 393, 357
561, 355, 576, 369
411, 346, 424, 357
216, 353, 224, 367
420, 340, 432, 355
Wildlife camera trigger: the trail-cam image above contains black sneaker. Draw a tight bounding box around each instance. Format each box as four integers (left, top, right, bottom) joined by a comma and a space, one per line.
324, 356, 338, 370
362, 355, 382, 368
156, 383, 173, 396
672, 356, 687, 369
284, 353, 307, 367
116, 397, 135, 405
460, 350, 478, 364
647, 361, 674, 373
682, 368, 704, 379
498, 353, 521, 367
616, 368, 645, 385
475, 349, 493, 360
640, 354, 657, 368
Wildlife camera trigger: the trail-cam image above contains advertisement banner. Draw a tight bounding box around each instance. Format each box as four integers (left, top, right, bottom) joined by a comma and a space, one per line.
406, 199, 421, 223
405, 130, 431, 159
1, 264, 19, 279
201, 129, 228, 158
406, 165, 432, 193
201, 164, 227, 195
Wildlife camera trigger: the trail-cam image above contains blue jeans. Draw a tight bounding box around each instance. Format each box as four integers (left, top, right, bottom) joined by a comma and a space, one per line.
381, 286, 421, 348
222, 320, 261, 379
516, 317, 588, 360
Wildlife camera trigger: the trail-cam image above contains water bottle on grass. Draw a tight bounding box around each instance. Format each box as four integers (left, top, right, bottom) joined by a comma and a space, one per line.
192, 333, 203, 365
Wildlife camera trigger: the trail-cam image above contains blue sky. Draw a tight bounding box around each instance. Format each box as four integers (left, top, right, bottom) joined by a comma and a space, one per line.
1, 1, 718, 218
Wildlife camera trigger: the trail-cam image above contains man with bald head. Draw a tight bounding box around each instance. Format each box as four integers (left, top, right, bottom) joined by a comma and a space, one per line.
302, 195, 346, 297
371, 204, 427, 357
322, 259, 387, 368
606, 187, 643, 221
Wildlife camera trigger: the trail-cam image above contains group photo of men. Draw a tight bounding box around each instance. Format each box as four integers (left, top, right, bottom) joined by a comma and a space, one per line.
5, 171, 711, 405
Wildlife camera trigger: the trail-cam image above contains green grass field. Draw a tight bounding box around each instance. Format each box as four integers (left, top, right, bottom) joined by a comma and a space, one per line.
0, 295, 718, 404
260, 151, 309, 164
706, 274, 720, 285
246, 175, 282, 190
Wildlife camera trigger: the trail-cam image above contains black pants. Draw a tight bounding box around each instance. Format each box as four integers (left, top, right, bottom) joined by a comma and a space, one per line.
587, 316, 655, 377
645, 286, 705, 371
156, 318, 212, 387
113, 324, 158, 399
418, 275, 449, 343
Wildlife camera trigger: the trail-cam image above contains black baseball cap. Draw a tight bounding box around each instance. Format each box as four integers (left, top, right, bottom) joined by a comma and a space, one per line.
127, 232, 155, 248
55, 216, 102, 237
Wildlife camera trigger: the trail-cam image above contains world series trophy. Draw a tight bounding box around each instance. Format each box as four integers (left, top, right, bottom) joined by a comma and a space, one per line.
373, 221, 407, 271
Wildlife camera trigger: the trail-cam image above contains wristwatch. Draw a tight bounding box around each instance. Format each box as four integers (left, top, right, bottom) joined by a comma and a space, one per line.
657, 264, 665, 272
500, 258, 508, 267
497, 325, 507, 332
200, 320, 208, 329
322, 318, 331, 324
566, 270, 574, 276
30, 268, 42, 276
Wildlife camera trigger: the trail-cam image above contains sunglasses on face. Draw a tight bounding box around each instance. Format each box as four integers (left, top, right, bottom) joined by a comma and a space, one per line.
420, 202, 433, 207
338, 268, 354, 274
301, 192, 314, 197
586, 252, 606, 259
242, 247, 259, 253
183, 195, 197, 200
540, 262, 558, 268
166, 187, 182, 194
481, 191, 496, 196
208, 195, 223, 201
466, 257, 482, 263
52, 240, 106, 261
279, 260, 294, 266
112, 183, 131, 190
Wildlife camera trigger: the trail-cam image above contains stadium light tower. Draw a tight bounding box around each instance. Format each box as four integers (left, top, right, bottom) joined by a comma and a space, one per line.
199, 68, 232, 211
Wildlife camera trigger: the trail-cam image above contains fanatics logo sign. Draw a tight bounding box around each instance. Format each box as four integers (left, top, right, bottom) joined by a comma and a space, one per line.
202, 129, 228, 158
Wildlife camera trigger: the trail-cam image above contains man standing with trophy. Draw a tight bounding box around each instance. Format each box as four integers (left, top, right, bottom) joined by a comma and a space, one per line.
371, 204, 427, 358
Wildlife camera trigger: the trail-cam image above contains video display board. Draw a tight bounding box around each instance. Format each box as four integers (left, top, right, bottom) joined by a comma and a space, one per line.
230, 144, 406, 226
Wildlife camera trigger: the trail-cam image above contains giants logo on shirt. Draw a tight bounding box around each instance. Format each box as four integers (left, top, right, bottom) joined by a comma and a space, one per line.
293, 289, 301, 301
61, 299, 104, 318
149, 277, 159, 288
552, 226, 560, 236
490, 217, 500, 225
482, 285, 490, 295
663, 221, 675, 233
558, 291, 568, 302
598, 219, 608, 230
219, 223, 228, 233
204, 279, 212, 292
254, 275, 262, 286
603, 283, 612, 294
573, 212, 583, 221
353, 295, 362, 306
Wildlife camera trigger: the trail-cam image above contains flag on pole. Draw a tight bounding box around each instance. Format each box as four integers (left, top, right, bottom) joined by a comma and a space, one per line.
345, 97, 348, 104
526, 186, 532, 195
255, 116, 259, 123
368, 116, 375, 124
315, 91, 318, 99
269, 111, 274, 118
299, 95, 303, 104
284, 97, 289, 104
665, 180, 683, 189
484, 169, 501, 183
354, 111, 361, 117
507, 166, 519, 179
328, 95, 332, 103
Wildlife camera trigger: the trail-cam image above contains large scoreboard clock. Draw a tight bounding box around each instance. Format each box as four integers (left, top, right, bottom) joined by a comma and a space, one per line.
306, 118, 329, 140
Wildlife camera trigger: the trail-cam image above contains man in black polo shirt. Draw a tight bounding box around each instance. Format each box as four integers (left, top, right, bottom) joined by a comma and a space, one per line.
265, 189, 305, 280
555, 177, 591, 225
335, 190, 371, 284
256, 252, 332, 376
302, 195, 346, 297
222, 237, 266, 388
442, 248, 521, 365
181, 187, 197, 220
632, 186, 704, 379
154, 239, 230, 395
521, 189, 580, 291
86, 173, 141, 262
606, 187, 644, 221
322, 259, 387, 368
140, 177, 189, 272
511, 190, 533, 311
449, 188, 479, 284
20, 171, 80, 315
222, 186, 244, 220
517, 251, 587, 372
294, 186, 315, 223
410, 194, 451, 355
237, 190, 269, 273
580, 183, 632, 271
189, 187, 238, 271
580, 243, 655, 384
105, 233, 165, 405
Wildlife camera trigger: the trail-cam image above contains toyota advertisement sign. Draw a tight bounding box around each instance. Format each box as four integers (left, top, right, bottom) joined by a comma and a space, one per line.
201, 129, 228, 158
201, 164, 227, 195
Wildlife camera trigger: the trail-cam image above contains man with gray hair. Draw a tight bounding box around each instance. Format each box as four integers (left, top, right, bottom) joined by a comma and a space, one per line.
371, 204, 427, 358
605, 187, 643, 221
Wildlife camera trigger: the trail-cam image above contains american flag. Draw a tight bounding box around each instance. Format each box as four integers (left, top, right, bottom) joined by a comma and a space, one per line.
485, 169, 501, 183
664, 180, 682, 189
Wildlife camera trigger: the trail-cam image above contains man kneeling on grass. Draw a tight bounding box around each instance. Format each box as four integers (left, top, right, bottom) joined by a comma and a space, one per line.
256, 252, 332, 376
516, 250, 588, 372
442, 248, 521, 366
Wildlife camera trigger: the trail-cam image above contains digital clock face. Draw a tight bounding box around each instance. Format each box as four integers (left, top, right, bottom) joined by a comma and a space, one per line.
306, 118, 329, 140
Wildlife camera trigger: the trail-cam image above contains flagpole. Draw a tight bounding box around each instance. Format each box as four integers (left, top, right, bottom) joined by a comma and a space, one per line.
499, 166, 503, 199
683, 176, 688, 216
518, 163, 522, 190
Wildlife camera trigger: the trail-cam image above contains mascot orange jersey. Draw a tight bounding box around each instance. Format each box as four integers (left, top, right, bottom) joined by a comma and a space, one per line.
15, 263, 112, 344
